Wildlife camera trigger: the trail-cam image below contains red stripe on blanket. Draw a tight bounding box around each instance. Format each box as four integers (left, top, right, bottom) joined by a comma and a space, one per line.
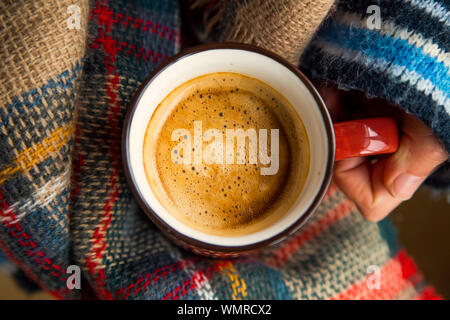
84, 23, 123, 301
0, 240, 66, 300
91, 1, 179, 42
84, 2, 174, 299
115, 258, 198, 299
89, 29, 169, 63
163, 261, 232, 300
84, 85, 119, 299
330, 249, 423, 300
267, 195, 354, 267
0, 190, 69, 298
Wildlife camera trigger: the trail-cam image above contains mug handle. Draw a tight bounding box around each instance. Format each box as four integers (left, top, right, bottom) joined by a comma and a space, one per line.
334, 117, 399, 161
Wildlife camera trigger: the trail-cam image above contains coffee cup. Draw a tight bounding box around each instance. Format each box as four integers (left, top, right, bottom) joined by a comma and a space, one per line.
122, 43, 398, 257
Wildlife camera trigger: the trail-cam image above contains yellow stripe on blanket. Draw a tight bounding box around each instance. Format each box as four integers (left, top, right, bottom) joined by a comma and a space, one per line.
219, 262, 248, 300
0, 125, 74, 185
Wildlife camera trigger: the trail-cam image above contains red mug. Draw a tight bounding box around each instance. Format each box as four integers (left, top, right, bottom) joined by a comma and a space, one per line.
334, 118, 398, 161
122, 43, 399, 257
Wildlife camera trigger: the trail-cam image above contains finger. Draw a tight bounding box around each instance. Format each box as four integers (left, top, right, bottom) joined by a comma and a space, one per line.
333, 157, 373, 213
334, 157, 402, 221
384, 114, 448, 200
335, 114, 448, 222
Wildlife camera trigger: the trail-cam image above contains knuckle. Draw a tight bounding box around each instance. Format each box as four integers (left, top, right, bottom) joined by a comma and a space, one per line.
360, 205, 385, 222
359, 196, 397, 222
424, 145, 448, 164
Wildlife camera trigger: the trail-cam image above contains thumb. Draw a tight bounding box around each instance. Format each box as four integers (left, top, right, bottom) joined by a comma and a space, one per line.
384, 114, 448, 200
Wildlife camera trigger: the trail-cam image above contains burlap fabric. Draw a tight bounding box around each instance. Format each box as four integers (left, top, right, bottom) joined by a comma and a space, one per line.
0, 0, 441, 299
194, 0, 335, 64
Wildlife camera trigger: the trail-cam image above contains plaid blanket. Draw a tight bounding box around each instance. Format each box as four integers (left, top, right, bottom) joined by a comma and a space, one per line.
0, 0, 446, 299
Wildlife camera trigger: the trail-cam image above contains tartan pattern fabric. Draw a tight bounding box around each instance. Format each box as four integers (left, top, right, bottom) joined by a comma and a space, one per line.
0, 0, 443, 299
0, 0, 88, 298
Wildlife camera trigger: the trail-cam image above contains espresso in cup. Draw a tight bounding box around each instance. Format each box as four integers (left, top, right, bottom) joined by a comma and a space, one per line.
143, 72, 310, 236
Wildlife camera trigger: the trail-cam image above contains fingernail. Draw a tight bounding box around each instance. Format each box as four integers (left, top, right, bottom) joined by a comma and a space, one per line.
392, 173, 423, 199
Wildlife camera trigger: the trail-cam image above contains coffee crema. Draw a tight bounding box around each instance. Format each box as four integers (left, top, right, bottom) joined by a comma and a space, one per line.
143, 72, 309, 236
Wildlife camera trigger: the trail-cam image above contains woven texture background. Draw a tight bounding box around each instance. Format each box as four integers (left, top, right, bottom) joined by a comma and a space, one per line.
0, 0, 445, 299
200, 0, 335, 65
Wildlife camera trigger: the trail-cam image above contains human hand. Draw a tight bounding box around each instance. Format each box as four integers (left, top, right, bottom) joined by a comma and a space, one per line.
317, 83, 448, 222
